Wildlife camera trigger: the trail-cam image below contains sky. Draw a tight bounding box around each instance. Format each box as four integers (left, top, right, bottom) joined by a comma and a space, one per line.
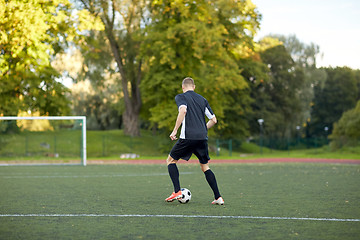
252, 0, 360, 70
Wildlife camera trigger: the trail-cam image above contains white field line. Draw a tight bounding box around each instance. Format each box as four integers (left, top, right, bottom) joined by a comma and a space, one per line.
0, 214, 359, 222
0, 172, 194, 179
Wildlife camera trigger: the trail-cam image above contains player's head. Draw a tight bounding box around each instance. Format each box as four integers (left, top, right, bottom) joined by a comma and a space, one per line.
182, 77, 195, 92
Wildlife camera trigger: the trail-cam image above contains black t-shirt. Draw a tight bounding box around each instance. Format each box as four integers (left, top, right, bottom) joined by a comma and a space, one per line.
175, 90, 215, 140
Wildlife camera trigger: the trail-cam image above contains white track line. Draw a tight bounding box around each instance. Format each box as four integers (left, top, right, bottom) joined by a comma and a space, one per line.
0, 214, 359, 222
1, 172, 194, 179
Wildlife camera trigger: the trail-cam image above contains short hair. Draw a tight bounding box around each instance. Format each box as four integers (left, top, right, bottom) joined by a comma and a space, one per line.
182, 77, 195, 87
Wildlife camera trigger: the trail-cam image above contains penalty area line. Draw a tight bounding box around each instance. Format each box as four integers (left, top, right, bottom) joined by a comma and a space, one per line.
0, 214, 359, 222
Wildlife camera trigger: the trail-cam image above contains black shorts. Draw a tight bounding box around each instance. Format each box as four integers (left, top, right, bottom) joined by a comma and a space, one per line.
169, 139, 210, 164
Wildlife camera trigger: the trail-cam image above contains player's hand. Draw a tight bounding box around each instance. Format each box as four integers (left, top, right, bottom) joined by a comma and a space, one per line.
169, 131, 177, 141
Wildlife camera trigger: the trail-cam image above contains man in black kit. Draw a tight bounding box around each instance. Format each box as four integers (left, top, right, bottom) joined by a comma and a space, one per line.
165, 77, 224, 205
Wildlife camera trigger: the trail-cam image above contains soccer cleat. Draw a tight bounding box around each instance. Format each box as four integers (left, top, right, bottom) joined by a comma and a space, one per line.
165, 191, 182, 202
212, 197, 224, 205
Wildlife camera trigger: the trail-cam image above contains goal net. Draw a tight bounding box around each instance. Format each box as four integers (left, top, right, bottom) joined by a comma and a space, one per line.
0, 116, 87, 166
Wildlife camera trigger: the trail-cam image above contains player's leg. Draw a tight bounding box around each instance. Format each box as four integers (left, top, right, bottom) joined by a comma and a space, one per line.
167, 155, 180, 193
166, 139, 194, 202
165, 155, 182, 202
194, 140, 224, 205
200, 163, 223, 204
200, 163, 210, 172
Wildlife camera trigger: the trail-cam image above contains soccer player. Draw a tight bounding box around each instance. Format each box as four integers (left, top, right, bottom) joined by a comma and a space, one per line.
165, 77, 224, 205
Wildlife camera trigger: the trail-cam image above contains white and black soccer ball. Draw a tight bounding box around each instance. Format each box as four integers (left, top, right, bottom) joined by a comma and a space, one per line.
178, 188, 191, 204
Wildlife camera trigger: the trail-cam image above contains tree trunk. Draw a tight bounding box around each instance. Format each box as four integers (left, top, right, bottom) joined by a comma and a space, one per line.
123, 107, 140, 136
83, 0, 143, 137
104, 19, 142, 137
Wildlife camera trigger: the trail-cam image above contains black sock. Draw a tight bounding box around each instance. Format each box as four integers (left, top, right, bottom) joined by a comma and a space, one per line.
168, 164, 180, 193
204, 169, 221, 199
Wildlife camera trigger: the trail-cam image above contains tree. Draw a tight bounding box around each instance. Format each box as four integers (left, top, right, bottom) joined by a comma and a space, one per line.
309, 67, 358, 137
70, 79, 122, 130
78, 0, 148, 136
141, 0, 260, 137
0, 0, 79, 116
330, 100, 360, 148
235, 37, 279, 137
355, 69, 360, 100
258, 44, 305, 140
236, 57, 270, 137
54, 31, 123, 130
267, 34, 325, 129
268, 34, 320, 68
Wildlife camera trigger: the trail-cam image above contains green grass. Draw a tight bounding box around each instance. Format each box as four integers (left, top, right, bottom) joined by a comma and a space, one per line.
0, 129, 165, 162
229, 142, 360, 160
1, 163, 359, 239
0, 129, 359, 162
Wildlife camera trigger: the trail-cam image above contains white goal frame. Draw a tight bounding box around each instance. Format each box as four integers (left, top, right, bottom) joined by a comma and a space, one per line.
0, 116, 87, 166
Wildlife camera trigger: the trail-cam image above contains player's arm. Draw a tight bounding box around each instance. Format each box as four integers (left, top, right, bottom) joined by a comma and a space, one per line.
207, 116, 217, 129
205, 103, 217, 129
170, 106, 187, 140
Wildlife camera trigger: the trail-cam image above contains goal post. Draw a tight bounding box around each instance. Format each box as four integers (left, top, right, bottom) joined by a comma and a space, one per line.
0, 116, 87, 166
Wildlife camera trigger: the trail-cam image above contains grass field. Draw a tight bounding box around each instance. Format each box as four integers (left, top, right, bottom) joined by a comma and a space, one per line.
1, 163, 359, 239
1, 129, 360, 163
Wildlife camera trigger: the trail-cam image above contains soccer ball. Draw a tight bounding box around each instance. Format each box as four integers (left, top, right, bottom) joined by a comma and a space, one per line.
178, 188, 191, 204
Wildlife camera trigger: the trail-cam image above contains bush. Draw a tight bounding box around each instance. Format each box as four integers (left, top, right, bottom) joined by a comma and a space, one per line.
330, 100, 360, 148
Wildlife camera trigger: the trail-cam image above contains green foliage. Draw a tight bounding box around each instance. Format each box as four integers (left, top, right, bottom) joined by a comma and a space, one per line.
330, 100, 360, 148
71, 81, 122, 130
236, 58, 267, 135
0, 0, 104, 117
234, 35, 323, 141
5, 0, 359, 145
0, 0, 78, 116
69, 30, 121, 130
310, 67, 358, 136
78, 0, 147, 136
268, 34, 320, 68
141, 0, 260, 137
77, 32, 115, 85
256, 44, 305, 138
355, 69, 360, 100
266, 34, 323, 128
